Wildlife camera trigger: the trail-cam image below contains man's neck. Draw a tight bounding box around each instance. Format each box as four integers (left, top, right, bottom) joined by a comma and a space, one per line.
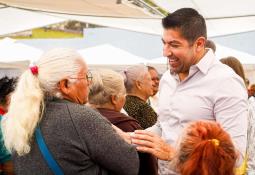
178, 73, 189, 81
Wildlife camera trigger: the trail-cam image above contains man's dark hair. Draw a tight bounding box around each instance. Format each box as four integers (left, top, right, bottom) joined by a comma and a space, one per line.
162, 8, 207, 44
0, 76, 17, 105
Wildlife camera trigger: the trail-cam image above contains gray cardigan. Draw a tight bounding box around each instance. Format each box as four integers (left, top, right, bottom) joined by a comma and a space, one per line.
13, 99, 139, 175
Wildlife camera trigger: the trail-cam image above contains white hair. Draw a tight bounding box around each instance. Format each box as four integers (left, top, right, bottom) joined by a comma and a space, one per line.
2, 48, 84, 155
122, 65, 148, 93
89, 69, 125, 105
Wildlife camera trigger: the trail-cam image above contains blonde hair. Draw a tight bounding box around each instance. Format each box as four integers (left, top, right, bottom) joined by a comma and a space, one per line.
2, 48, 84, 155
89, 69, 125, 106
123, 65, 148, 93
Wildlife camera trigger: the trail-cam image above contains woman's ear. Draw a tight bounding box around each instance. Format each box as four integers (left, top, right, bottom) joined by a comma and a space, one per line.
135, 80, 142, 90
58, 79, 70, 96
111, 95, 118, 105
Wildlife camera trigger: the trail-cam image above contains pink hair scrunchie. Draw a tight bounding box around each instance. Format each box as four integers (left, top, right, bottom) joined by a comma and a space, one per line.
30, 66, 38, 75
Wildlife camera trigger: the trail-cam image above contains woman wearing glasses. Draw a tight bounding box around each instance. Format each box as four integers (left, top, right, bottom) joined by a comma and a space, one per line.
2, 48, 139, 175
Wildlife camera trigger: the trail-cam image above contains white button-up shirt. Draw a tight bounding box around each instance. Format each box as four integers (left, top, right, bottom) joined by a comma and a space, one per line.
148, 49, 248, 174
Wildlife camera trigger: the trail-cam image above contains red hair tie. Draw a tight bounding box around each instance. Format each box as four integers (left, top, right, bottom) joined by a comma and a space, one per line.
30, 66, 38, 75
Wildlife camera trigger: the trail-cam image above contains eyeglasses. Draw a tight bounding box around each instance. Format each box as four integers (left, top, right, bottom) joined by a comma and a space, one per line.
86, 71, 93, 82
69, 71, 93, 82
151, 77, 160, 81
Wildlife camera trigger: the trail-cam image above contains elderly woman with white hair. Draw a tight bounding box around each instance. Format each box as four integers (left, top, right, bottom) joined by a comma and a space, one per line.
123, 65, 157, 129
1, 48, 139, 175
89, 69, 142, 132
89, 69, 158, 175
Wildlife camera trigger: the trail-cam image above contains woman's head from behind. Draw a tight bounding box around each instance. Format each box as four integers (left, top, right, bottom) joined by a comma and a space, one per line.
123, 65, 153, 101
176, 121, 237, 175
3, 48, 89, 155
89, 69, 126, 112
220, 56, 245, 83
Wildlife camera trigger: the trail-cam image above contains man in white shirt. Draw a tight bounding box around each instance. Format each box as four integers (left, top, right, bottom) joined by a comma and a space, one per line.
131, 8, 248, 175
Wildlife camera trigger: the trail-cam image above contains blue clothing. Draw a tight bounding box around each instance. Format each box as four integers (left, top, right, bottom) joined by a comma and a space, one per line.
0, 115, 11, 163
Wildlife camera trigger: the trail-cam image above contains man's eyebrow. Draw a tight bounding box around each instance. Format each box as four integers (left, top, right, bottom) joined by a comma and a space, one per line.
161, 38, 181, 44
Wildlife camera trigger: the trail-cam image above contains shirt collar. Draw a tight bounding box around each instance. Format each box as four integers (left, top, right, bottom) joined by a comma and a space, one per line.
194, 49, 215, 75
170, 49, 215, 82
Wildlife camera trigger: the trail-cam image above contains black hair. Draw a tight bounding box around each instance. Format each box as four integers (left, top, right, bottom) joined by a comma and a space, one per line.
162, 8, 207, 44
0, 76, 17, 105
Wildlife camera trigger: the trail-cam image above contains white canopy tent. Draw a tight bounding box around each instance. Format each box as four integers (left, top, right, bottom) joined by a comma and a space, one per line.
150, 0, 255, 37
1, 5, 255, 37
45, 13, 163, 35
78, 44, 147, 71
0, 7, 66, 36
206, 16, 255, 37
0, 37, 43, 69
0, 0, 156, 18
48, 12, 255, 37
151, 0, 255, 18
0, 6, 162, 36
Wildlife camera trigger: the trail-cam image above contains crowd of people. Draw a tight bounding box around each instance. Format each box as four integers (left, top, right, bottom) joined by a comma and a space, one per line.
0, 7, 254, 175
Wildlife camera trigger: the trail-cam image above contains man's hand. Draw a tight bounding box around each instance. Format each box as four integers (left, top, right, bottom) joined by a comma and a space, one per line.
131, 130, 175, 161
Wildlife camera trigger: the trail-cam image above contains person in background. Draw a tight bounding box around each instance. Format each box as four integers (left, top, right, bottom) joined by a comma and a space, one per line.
220, 56, 246, 81
2, 48, 139, 175
89, 69, 158, 175
249, 84, 255, 98
245, 78, 250, 89
220, 56, 254, 175
205, 39, 216, 53
174, 121, 237, 175
147, 66, 160, 113
123, 65, 157, 129
0, 76, 16, 175
245, 78, 251, 98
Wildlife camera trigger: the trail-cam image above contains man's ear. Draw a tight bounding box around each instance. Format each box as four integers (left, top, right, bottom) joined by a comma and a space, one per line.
58, 79, 70, 95
195, 37, 206, 52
